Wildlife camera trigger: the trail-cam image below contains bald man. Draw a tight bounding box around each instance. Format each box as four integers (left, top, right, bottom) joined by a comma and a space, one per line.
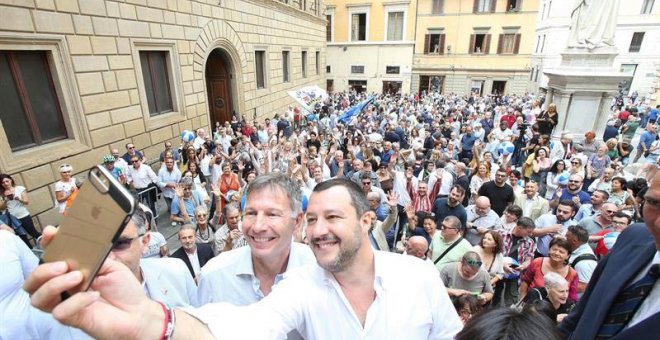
465, 196, 500, 245
578, 202, 618, 249
405, 236, 430, 261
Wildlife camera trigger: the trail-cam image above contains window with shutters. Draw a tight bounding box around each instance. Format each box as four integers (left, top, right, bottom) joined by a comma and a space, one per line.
255, 50, 267, 88
326, 15, 333, 42
423, 34, 446, 54
419, 75, 444, 94
326, 65, 331, 73
432, 0, 444, 15
0, 50, 68, 151
474, 0, 496, 13
282, 51, 290, 83
641, 0, 654, 14
139, 51, 174, 116
506, 0, 521, 12
351, 65, 365, 74
629, 32, 644, 52
386, 66, 400, 74
387, 11, 404, 41
497, 34, 521, 54
469, 34, 491, 54
351, 13, 367, 41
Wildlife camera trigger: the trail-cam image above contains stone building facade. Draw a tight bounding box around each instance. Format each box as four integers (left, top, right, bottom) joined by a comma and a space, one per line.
0, 0, 326, 228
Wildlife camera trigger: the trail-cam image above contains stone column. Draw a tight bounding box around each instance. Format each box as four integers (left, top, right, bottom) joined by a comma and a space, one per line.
552, 91, 572, 139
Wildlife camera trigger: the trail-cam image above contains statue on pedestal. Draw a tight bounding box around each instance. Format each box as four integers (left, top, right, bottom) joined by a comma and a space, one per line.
567, 0, 620, 50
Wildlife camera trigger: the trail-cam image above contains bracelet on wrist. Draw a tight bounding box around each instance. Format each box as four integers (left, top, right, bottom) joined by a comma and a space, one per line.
158, 302, 175, 340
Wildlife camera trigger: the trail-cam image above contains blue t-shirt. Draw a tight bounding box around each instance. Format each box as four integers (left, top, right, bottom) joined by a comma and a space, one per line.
170, 191, 203, 220
557, 190, 591, 205
461, 134, 478, 151
639, 131, 657, 149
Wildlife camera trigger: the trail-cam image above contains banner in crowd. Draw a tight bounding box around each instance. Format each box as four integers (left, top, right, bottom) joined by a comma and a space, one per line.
338, 96, 375, 124
287, 85, 328, 115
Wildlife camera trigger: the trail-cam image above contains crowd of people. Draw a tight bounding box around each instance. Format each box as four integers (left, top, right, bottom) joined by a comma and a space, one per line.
2, 90, 660, 339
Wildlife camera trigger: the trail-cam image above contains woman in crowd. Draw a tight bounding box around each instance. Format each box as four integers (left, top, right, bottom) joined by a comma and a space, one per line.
568, 157, 585, 179
608, 176, 636, 216
508, 170, 524, 196
187, 161, 209, 203
54, 164, 78, 215
536, 103, 558, 136
522, 272, 576, 323
0, 174, 41, 242
469, 162, 491, 205
519, 237, 579, 302
216, 162, 240, 220
531, 147, 552, 196
194, 206, 217, 255
585, 145, 611, 189
495, 205, 522, 233
605, 138, 619, 161
139, 203, 168, 258
473, 231, 504, 288
180, 146, 199, 172
581, 131, 600, 157
546, 160, 567, 200
451, 295, 482, 326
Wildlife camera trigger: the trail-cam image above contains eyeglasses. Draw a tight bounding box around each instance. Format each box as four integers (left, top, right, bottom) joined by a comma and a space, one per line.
362, 182, 371, 185
131, 160, 139, 163
112, 236, 140, 251
128, 146, 135, 149
464, 259, 483, 267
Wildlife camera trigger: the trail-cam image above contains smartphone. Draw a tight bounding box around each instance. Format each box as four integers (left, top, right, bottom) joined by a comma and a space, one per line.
42, 165, 136, 296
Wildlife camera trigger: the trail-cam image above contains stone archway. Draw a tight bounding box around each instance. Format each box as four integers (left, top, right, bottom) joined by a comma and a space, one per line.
192, 20, 247, 125
206, 49, 233, 124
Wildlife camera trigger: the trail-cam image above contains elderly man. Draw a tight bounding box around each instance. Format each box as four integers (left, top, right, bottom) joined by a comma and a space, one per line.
328, 150, 349, 177
405, 235, 430, 261
534, 200, 578, 257
587, 167, 614, 193
441, 252, 494, 305
464, 197, 500, 245
171, 224, 214, 281
197, 174, 316, 339
565, 225, 597, 296
578, 202, 617, 248
126, 155, 159, 214
214, 203, 247, 252
432, 215, 473, 272
365, 192, 397, 251
170, 178, 205, 225
193, 128, 207, 150
25, 179, 463, 339
574, 190, 609, 222
477, 168, 515, 216
514, 180, 550, 221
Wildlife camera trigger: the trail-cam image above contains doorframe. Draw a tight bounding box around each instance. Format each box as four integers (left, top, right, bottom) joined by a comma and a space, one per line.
205, 49, 234, 125
202, 40, 245, 126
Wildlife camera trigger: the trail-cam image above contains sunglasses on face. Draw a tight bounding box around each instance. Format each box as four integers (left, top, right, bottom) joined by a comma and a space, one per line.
132, 160, 139, 163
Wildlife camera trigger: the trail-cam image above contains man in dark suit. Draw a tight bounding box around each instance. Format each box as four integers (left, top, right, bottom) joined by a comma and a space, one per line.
171, 224, 214, 281
560, 170, 660, 339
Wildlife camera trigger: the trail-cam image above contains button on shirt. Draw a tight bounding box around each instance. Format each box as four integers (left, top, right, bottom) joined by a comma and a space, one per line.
534, 214, 576, 256
187, 251, 463, 339
127, 164, 158, 189
157, 167, 181, 199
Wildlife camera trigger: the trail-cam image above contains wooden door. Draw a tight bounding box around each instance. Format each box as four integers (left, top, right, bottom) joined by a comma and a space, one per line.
206, 50, 232, 125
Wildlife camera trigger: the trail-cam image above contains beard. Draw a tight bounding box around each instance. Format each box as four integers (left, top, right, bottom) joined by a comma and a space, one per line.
312, 223, 362, 273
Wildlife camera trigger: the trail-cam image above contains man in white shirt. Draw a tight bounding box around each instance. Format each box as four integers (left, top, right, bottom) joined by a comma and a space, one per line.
197, 174, 316, 339
534, 200, 578, 257
565, 225, 597, 296
213, 203, 247, 252
126, 156, 159, 214
25, 179, 463, 340
193, 128, 206, 150
157, 157, 181, 214
465, 196, 500, 245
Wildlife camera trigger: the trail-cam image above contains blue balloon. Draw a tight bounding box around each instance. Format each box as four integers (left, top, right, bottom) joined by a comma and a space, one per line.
498, 142, 515, 156
181, 130, 194, 142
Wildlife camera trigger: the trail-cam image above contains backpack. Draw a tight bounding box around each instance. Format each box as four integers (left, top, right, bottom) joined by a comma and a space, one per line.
570, 253, 598, 268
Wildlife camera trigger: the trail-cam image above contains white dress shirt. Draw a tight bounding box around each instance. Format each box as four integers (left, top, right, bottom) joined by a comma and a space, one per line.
187, 249, 201, 277
127, 164, 158, 189
187, 251, 463, 339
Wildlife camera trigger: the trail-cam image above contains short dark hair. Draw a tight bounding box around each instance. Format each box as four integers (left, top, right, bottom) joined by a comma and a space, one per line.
456, 307, 561, 340
451, 184, 466, 196
567, 225, 589, 244
313, 178, 369, 217
594, 189, 610, 200
505, 205, 523, 218
557, 200, 578, 213
612, 212, 632, 224
516, 217, 535, 230
549, 237, 572, 253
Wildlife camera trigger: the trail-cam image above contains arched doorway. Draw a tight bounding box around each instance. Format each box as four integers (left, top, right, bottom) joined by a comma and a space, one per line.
205, 49, 234, 125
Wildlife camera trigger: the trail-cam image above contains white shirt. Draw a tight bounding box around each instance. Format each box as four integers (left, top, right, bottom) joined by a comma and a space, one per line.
54, 180, 77, 213
197, 243, 316, 306
5, 186, 30, 218
127, 164, 158, 189
187, 251, 463, 339
534, 213, 576, 256
187, 249, 201, 277
568, 243, 597, 298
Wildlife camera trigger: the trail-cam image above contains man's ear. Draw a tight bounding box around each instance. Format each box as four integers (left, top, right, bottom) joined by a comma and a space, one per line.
140, 233, 151, 254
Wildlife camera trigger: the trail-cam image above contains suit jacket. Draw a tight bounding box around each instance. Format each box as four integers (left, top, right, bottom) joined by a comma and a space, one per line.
559, 224, 658, 339
141, 258, 197, 307
372, 208, 397, 251
514, 194, 550, 221
171, 243, 215, 278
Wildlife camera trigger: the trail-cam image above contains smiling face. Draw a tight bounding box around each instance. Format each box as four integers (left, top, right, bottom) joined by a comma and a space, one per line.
306, 185, 368, 273
548, 244, 569, 264
242, 187, 300, 261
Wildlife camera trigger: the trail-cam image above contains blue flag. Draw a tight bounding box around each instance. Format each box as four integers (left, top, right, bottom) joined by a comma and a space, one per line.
338, 96, 375, 124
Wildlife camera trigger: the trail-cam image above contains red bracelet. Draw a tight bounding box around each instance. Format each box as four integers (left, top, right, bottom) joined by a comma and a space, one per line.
158, 302, 174, 340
